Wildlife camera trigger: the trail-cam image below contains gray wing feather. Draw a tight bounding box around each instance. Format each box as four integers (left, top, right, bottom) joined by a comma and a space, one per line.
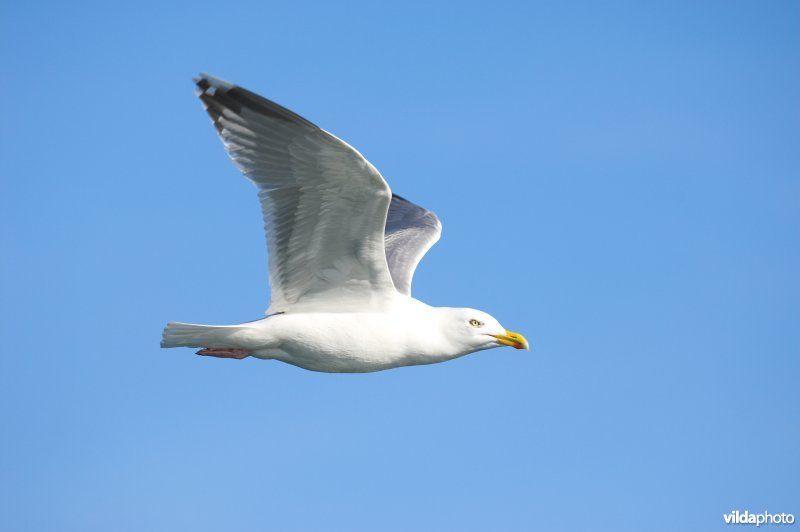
384, 194, 442, 296
195, 74, 397, 313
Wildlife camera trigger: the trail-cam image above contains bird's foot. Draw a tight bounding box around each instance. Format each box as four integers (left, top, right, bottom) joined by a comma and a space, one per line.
196, 348, 251, 359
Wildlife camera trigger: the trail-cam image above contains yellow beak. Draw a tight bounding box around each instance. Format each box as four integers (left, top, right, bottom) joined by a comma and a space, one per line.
490, 330, 530, 350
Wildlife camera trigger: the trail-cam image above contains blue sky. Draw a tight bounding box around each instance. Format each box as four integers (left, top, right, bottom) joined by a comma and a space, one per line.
1, 0, 798, 530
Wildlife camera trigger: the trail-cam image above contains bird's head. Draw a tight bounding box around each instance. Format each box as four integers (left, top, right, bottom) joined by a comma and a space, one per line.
437, 307, 529, 354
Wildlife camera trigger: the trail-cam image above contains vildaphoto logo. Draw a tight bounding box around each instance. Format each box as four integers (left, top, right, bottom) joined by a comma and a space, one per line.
723, 510, 795, 526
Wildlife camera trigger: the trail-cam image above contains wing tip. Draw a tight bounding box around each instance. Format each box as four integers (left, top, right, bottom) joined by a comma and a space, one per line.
194, 73, 233, 93
192, 73, 318, 130
390, 193, 441, 229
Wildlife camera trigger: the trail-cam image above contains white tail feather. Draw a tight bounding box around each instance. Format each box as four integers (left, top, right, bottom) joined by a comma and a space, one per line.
160, 322, 242, 348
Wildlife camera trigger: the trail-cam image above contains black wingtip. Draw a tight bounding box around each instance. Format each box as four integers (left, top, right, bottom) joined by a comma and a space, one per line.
194, 73, 233, 91
192, 73, 318, 130
195, 76, 211, 91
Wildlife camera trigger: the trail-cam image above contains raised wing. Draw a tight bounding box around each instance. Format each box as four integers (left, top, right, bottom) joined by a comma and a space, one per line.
195, 74, 397, 313
384, 194, 442, 296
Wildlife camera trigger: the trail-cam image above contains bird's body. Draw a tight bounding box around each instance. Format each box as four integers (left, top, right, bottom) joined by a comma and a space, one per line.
167, 299, 494, 372
161, 74, 528, 372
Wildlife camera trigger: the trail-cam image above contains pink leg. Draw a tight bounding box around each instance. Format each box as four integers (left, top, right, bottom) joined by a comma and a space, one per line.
196, 348, 251, 359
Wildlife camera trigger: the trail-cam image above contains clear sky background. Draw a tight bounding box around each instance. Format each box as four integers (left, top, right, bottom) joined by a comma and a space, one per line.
1, 1, 798, 531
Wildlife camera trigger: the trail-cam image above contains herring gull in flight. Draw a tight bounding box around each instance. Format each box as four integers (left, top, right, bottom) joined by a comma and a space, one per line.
161, 74, 529, 372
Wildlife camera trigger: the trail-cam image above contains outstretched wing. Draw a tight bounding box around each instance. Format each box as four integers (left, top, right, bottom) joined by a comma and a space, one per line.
195, 74, 398, 313
384, 194, 442, 296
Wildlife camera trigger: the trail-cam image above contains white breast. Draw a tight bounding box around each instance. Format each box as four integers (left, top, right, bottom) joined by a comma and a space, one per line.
244, 302, 458, 373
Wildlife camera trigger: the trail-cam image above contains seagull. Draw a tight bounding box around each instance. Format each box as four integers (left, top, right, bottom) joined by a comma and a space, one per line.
161, 74, 529, 372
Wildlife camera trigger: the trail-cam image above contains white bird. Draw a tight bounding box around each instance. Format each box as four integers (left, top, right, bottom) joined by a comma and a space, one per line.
161, 74, 529, 372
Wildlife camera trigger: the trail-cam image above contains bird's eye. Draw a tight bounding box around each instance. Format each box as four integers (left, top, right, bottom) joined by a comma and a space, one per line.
469, 319, 484, 327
